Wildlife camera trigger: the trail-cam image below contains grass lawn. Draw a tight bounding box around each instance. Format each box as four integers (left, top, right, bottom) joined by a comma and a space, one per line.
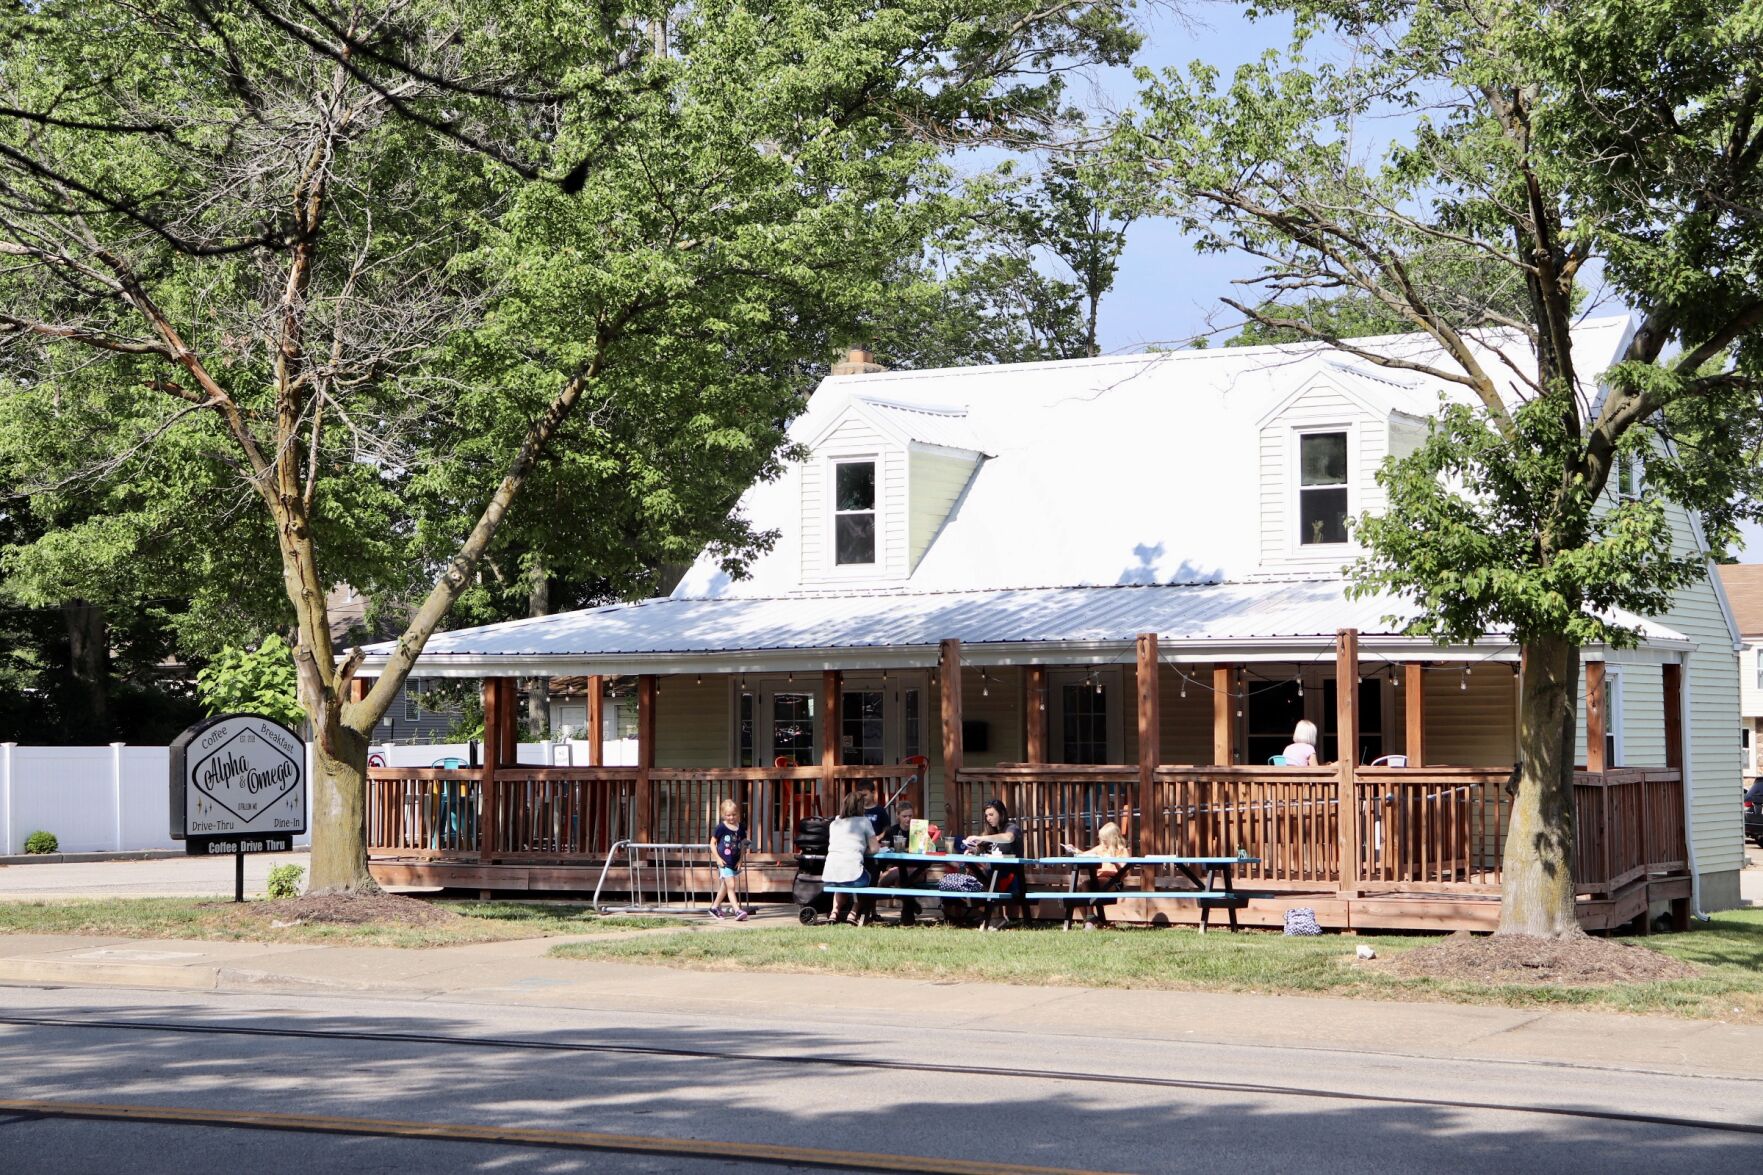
0, 897, 678, 949
549, 908, 1763, 1022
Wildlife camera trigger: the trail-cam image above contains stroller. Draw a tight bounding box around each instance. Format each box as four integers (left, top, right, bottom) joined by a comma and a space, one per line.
791, 816, 835, 924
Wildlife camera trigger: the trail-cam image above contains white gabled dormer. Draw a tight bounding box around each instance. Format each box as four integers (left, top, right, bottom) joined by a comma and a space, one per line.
800, 394, 986, 586
1256, 364, 1430, 569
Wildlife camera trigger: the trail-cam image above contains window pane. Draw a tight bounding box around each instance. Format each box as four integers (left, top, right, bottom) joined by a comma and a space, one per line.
842, 689, 886, 766
903, 688, 922, 758
772, 692, 816, 763
836, 513, 875, 564
738, 692, 754, 768
835, 462, 875, 511
1299, 487, 1349, 544
1060, 682, 1108, 764
1300, 433, 1347, 485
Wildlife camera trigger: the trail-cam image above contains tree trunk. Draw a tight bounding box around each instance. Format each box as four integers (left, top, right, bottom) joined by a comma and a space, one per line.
62, 599, 111, 737
526, 561, 549, 735
1497, 633, 1582, 937
306, 709, 377, 894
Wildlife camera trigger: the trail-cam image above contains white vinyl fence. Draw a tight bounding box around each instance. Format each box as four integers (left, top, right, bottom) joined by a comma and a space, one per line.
0, 738, 640, 854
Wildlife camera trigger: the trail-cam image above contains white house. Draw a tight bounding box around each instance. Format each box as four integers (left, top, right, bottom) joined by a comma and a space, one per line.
356, 316, 1744, 924
1716, 564, 1763, 780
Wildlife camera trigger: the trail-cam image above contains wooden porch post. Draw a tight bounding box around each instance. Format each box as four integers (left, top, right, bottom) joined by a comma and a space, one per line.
1025, 665, 1048, 765
940, 639, 962, 837
1136, 634, 1160, 862
1404, 663, 1425, 766
821, 670, 842, 769
586, 675, 604, 767
1662, 660, 1689, 930
1336, 630, 1360, 898
349, 676, 373, 704
499, 677, 519, 761
1585, 659, 1607, 772
479, 678, 504, 869
1662, 662, 1684, 772
1212, 664, 1234, 765
636, 675, 657, 844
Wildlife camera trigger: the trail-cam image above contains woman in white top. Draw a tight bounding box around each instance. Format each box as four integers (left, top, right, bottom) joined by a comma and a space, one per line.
1283, 719, 1319, 767
823, 791, 880, 924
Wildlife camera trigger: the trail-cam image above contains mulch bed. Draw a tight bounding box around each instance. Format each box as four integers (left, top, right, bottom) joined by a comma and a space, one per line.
206, 892, 456, 927
1387, 931, 1703, 986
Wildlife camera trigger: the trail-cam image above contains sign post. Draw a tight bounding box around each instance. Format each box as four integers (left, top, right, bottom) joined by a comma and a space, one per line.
169, 714, 308, 902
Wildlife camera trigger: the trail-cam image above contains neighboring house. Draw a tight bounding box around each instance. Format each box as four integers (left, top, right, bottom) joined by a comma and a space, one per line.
358, 317, 1745, 920
327, 585, 463, 745
1715, 564, 1763, 779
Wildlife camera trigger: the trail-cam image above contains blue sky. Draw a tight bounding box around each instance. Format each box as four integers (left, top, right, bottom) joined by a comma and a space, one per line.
1086, 3, 1763, 561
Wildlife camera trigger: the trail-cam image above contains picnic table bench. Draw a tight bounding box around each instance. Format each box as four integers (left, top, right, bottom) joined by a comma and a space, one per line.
824, 852, 1262, 932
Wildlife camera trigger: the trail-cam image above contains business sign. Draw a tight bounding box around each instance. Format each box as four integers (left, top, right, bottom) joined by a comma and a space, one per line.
170, 714, 307, 855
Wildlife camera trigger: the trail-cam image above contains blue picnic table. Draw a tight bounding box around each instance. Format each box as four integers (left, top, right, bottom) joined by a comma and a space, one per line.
824, 851, 1261, 932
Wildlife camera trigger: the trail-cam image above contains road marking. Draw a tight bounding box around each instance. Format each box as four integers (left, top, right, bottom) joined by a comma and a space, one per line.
0, 1098, 1123, 1175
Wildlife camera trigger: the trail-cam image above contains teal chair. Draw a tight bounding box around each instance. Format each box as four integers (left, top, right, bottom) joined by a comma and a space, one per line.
1268, 755, 1288, 766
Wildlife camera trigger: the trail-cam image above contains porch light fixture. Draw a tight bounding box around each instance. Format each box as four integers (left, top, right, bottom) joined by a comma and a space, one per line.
1295, 674, 1304, 698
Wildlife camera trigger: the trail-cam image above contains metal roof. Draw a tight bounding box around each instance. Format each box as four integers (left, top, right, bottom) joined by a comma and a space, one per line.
357, 578, 1687, 677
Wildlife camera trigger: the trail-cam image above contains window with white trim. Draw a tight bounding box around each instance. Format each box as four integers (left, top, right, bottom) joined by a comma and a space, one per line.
1603, 669, 1623, 766
833, 459, 876, 565
1298, 431, 1350, 545
1616, 454, 1641, 499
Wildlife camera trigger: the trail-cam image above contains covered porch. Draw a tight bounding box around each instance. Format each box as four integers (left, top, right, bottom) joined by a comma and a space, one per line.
358, 591, 1693, 932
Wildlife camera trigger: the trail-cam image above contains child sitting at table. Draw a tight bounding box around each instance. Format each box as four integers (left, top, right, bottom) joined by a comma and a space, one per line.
708, 797, 749, 922
1060, 821, 1131, 930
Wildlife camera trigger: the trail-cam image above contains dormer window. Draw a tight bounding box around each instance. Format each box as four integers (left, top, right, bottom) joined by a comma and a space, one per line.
833, 459, 876, 565
1299, 431, 1349, 545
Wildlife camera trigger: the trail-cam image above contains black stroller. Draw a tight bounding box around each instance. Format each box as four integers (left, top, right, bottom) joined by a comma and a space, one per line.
791, 817, 834, 924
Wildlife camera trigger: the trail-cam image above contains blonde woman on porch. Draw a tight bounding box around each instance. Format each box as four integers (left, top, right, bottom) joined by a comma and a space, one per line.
1282, 720, 1319, 767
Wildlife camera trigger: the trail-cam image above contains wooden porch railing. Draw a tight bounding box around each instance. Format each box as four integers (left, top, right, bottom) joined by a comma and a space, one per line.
367, 763, 923, 860
368, 761, 1687, 895
1157, 766, 1344, 886
1573, 768, 1685, 895
366, 768, 481, 858
953, 765, 1137, 857
951, 763, 1688, 896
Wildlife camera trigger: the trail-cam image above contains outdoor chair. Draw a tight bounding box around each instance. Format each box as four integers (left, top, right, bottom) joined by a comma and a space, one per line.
1371, 754, 1408, 767
1268, 755, 1288, 766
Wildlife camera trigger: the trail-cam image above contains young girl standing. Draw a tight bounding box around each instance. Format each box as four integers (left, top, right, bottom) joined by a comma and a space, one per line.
709, 797, 749, 921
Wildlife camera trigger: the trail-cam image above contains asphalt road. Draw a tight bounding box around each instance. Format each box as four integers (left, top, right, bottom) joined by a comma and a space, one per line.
2, 984, 1760, 1174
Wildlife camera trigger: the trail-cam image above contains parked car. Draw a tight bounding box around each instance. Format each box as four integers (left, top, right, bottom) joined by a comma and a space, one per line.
1745, 779, 1763, 847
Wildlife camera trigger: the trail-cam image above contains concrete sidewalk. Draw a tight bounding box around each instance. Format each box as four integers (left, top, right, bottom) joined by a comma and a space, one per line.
0, 852, 317, 898
3, 928, 1759, 1081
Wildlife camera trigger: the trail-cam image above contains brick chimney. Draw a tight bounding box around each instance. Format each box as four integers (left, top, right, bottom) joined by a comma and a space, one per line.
830, 345, 886, 375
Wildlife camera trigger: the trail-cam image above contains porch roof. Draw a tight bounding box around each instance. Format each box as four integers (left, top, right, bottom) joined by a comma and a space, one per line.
357, 578, 1689, 678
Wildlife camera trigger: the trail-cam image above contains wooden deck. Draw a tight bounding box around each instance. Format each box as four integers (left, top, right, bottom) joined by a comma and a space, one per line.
366, 762, 1690, 932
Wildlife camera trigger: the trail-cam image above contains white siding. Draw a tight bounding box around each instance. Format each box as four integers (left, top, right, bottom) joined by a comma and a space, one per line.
908, 450, 978, 571
1258, 381, 1388, 569
1741, 642, 1763, 721
1654, 508, 1746, 882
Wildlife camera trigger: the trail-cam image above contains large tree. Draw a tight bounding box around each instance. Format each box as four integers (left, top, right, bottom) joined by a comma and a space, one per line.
0, 0, 1138, 891
1118, 0, 1763, 936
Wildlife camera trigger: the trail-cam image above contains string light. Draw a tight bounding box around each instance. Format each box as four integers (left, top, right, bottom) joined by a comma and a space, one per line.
1295, 674, 1304, 698
696, 674, 702, 685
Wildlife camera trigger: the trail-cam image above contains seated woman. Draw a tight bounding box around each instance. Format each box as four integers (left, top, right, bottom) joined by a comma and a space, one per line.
1283, 719, 1320, 767
961, 798, 1028, 930
824, 791, 881, 926
1059, 821, 1131, 930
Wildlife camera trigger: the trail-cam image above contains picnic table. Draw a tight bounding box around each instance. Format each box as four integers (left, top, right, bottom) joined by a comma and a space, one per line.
1033, 855, 1256, 932
824, 852, 1261, 932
